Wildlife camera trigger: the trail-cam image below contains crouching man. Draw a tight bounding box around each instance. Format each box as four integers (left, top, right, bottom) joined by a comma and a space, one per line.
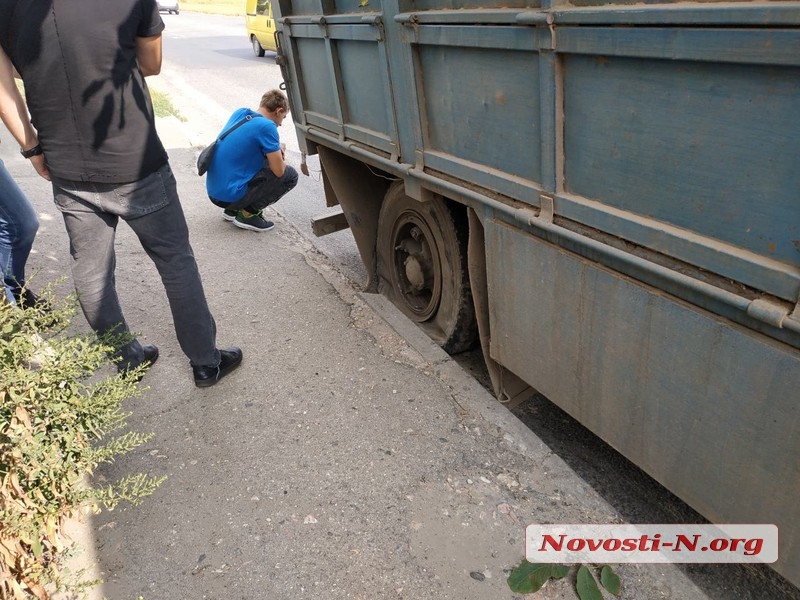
206, 89, 298, 232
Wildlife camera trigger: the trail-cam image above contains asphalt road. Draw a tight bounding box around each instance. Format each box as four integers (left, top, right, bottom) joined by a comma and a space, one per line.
152, 11, 368, 285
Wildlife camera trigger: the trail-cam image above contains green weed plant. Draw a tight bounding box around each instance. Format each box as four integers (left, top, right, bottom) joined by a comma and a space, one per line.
508, 560, 621, 599
0, 289, 164, 599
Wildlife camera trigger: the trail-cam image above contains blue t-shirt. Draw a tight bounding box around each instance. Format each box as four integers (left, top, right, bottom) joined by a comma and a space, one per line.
206, 108, 281, 203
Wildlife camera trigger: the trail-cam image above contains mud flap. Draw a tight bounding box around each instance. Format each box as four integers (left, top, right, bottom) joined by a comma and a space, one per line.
467, 208, 535, 408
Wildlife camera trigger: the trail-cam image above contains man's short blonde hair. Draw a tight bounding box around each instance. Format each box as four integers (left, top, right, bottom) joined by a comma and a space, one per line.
260, 89, 289, 113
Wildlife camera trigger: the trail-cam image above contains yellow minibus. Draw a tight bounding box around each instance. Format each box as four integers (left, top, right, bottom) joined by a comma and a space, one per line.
245, 0, 277, 57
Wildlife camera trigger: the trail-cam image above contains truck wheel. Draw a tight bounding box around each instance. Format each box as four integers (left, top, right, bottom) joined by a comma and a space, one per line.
377, 183, 477, 354
252, 36, 266, 57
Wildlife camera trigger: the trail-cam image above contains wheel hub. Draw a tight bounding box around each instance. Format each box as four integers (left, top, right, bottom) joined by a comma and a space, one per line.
404, 255, 426, 290
390, 212, 441, 322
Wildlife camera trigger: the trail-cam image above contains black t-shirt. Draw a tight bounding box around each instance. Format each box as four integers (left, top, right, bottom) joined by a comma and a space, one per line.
0, 0, 168, 183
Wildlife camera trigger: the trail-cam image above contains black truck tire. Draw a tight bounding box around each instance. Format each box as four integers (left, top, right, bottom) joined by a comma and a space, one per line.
376, 182, 477, 354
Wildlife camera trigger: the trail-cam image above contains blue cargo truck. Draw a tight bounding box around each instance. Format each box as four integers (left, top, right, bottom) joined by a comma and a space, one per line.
272, 0, 800, 586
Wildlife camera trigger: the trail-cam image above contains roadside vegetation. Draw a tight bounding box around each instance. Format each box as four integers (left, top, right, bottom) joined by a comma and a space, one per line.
0, 289, 164, 599
508, 561, 621, 599
150, 88, 184, 120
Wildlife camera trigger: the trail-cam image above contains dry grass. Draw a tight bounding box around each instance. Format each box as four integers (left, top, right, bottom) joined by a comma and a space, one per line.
151, 88, 184, 120
180, 0, 245, 16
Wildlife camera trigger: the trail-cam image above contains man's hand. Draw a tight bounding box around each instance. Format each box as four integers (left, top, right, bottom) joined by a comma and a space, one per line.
281, 142, 286, 160
30, 154, 50, 180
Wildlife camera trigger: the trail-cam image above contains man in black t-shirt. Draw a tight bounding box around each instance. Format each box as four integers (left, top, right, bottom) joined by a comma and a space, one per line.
0, 0, 242, 386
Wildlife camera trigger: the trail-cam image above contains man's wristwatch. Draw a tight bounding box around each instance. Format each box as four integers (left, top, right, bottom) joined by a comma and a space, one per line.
20, 144, 43, 159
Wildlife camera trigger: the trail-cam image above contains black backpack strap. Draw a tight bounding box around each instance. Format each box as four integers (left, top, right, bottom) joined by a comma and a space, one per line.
216, 114, 256, 142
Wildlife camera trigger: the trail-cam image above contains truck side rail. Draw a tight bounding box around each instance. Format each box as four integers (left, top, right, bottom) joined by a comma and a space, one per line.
278, 2, 800, 348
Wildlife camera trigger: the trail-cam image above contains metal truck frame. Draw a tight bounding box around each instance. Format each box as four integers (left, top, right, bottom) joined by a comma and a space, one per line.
272, 0, 800, 586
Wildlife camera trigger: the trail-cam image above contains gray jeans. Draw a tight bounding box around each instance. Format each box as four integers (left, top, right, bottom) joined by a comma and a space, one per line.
52, 164, 220, 369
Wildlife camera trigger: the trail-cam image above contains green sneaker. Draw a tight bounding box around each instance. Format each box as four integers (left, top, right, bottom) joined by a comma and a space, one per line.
222, 209, 237, 222
233, 210, 275, 232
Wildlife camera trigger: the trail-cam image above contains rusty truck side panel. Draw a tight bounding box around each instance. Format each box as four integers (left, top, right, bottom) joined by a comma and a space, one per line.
274, 0, 800, 585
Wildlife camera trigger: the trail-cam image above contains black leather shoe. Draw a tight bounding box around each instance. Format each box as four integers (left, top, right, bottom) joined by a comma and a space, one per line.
13, 288, 51, 313
119, 344, 159, 380
193, 347, 243, 388
142, 344, 159, 366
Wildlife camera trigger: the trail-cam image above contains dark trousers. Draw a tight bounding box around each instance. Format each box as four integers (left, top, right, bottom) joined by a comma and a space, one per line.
52, 164, 220, 369
224, 161, 299, 214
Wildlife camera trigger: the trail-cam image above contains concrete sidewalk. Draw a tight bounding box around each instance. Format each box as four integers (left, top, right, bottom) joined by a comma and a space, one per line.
2, 124, 795, 600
